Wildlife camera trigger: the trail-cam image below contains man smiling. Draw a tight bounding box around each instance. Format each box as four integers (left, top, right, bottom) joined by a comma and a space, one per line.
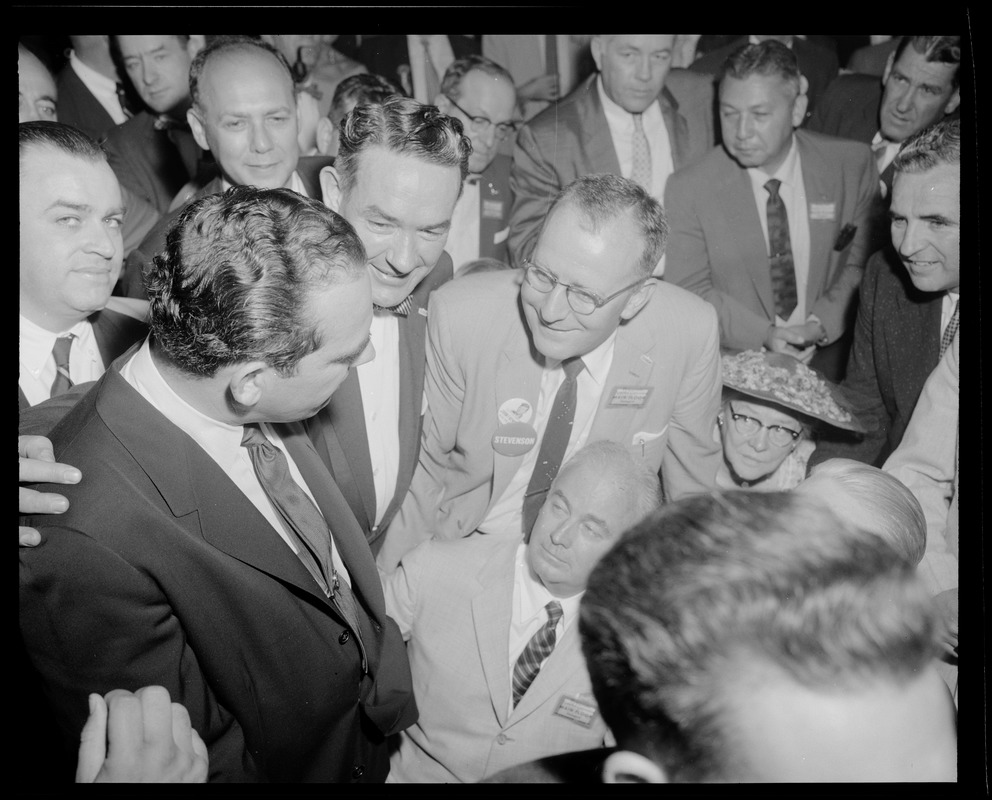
380, 173, 721, 570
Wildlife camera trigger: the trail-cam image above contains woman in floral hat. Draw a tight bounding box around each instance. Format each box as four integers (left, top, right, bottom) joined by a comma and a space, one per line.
715, 350, 867, 490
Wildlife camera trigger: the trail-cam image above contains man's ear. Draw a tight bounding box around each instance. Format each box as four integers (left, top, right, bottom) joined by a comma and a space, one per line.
619, 278, 656, 322
319, 165, 342, 212
881, 50, 896, 85
187, 106, 210, 151
316, 116, 337, 156
228, 361, 269, 409
944, 87, 961, 116
602, 750, 668, 784
791, 76, 810, 127
186, 35, 206, 60
590, 35, 604, 72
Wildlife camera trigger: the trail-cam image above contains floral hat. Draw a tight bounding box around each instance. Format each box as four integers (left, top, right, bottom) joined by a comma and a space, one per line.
720, 350, 868, 434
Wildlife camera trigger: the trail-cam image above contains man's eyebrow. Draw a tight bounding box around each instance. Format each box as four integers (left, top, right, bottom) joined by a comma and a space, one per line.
45, 199, 92, 214
920, 214, 954, 225
333, 333, 372, 366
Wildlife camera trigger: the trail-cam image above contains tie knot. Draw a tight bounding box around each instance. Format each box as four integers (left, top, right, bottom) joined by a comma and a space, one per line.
52, 335, 74, 365
240, 423, 269, 449
632, 112, 645, 130
545, 600, 563, 625
764, 178, 782, 197
562, 357, 585, 381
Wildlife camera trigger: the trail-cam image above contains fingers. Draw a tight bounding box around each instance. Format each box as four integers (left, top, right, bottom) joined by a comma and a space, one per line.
19, 486, 70, 515
75, 693, 109, 783
169, 695, 209, 782
19, 525, 42, 547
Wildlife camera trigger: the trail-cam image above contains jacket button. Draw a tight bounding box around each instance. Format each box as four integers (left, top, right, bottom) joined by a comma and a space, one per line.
352, 764, 364, 779
496, 733, 507, 745
339, 630, 350, 644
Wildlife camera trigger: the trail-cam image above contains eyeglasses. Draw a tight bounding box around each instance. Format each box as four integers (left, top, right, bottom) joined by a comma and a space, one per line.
444, 95, 519, 141
522, 261, 646, 316
728, 404, 802, 447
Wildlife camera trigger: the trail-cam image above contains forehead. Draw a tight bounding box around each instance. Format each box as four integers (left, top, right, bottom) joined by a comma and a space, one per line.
552, 459, 635, 528
602, 34, 675, 53
457, 69, 516, 116
18, 48, 54, 90
117, 35, 182, 57
21, 147, 121, 205
308, 275, 372, 352
201, 49, 294, 106
535, 204, 643, 289
890, 47, 958, 90
728, 398, 801, 427
720, 72, 794, 106
891, 164, 961, 215
349, 146, 461, 212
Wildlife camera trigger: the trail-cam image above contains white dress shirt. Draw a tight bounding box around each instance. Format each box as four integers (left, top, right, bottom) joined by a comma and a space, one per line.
507, 543, 582, 716
120, 339, 351, 587
19, 316, 105, 407
479, 331, 617, 536
941, 290, 959, 336
68, 50, 129, 126
406, 35, 456, 104
746, 136, 811, 327
356, 312, 402, 529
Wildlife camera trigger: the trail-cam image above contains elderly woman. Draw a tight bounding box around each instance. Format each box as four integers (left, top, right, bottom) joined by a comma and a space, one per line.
715, 350, 866, 490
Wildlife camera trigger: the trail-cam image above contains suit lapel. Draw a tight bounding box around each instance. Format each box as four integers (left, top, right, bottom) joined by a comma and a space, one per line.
797, 133, 838, 306
659, 86, 690, 168
719, 159, 775, 317
579, 78, 622, 174
589, 324, 656, 443
510, 623, 584, 721
90, 309, 148, 369
471, 545, 518, 728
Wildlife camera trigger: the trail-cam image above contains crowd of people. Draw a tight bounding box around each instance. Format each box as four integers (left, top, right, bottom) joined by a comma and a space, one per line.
18, 33, 966, 785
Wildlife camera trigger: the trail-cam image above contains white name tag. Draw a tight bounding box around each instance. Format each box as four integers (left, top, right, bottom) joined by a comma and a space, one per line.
553, 695, 598, 728
607, 386, 652, 408
809, 202, 836, 221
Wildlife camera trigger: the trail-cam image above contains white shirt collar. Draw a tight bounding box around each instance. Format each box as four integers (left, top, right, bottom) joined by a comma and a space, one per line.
515, 543, 583, 626
19, 314, 92, 376
747, 133, 800, 191
596, 74, 662, 128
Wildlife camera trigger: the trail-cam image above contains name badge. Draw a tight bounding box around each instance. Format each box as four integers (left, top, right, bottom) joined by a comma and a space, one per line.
482, 199, 504, 219
553, 695, 598, 728
498, 397, 534, 425
492, 422, 538, 456
607, 386, 652, 408
809, 202, 836, 221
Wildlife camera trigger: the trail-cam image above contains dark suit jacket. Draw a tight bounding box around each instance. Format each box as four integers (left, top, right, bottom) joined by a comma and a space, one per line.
478, 153, 512, 263
509, 69, 714, 265
121, 156, 334, 298
355, 35, 480, 98
305, 253, 453, 555
19, 360, 417, 782
811, 246, 943, 467
104, 110, 212, 215
17, 307, 148, 412
689, 36, 839, 121
54, 62, 118, 141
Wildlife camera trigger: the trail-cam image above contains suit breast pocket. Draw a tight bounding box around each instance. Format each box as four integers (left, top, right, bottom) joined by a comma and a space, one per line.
629, 427, 668, 466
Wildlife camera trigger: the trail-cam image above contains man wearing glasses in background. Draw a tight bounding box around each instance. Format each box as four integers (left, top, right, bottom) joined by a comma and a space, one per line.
434, 55, 518, 275
378, 173, 722, 570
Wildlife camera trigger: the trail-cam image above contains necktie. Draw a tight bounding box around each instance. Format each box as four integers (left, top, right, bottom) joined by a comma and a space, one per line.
240, 425, 364, 638
372, 296, 412, 316
522, 357, 585, 537
49, 335, 75, 398
630, 113, 652, 193
512, 600, 563, 707
421, 36, 442, 103
544, 34, 559, 86
939, 300, 959, 359
764, 179, 798, 320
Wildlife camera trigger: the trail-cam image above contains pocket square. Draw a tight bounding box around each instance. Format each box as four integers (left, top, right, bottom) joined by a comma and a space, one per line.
833, 223, 857, 252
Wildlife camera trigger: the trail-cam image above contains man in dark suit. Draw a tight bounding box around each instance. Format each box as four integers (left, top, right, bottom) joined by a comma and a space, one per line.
104, 36, 215, 217
55, 36, 130, 141
808, 36, 961, 200
20, 186, 417, 782
665, 40, 878, 381
19, 121, 148, 412
689, 35, 838, 122
435, 55, 517, 274
355, 34, 480, 103
121, 35, 332, 299
509, 34, 714, 267
812, 118, 960, 467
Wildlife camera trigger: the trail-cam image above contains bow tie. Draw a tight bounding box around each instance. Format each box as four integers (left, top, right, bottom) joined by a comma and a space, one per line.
373, 297, 413, 317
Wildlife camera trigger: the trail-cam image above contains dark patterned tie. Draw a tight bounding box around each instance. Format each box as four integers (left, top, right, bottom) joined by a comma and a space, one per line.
512, 600, 563, 707
421, 36, 442, 103
240, 424, 363, 639
939, 300, 958, 360
522, 357, 585, 537
544, 34, 559, 85
630, 113, 652, 193
765, 179, 798, 320
49, 335, 75, 398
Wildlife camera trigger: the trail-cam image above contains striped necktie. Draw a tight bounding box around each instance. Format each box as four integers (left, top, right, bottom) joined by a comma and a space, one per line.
512, 600, 563, 707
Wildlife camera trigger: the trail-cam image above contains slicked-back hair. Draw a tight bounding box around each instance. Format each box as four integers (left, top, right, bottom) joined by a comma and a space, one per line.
557, 440, 664, 522
541, 173, 669, 277
892, 36, 962, 89
329, 72, 401, 126
720, 39, 802, 99
148, 186, 367, 377
440, 54, 515, 101
188, 34, 293, 110
580, 491, 939, 782
334, 94, 471, 198
893, 117, 961, 174
19, 120, 107, 172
